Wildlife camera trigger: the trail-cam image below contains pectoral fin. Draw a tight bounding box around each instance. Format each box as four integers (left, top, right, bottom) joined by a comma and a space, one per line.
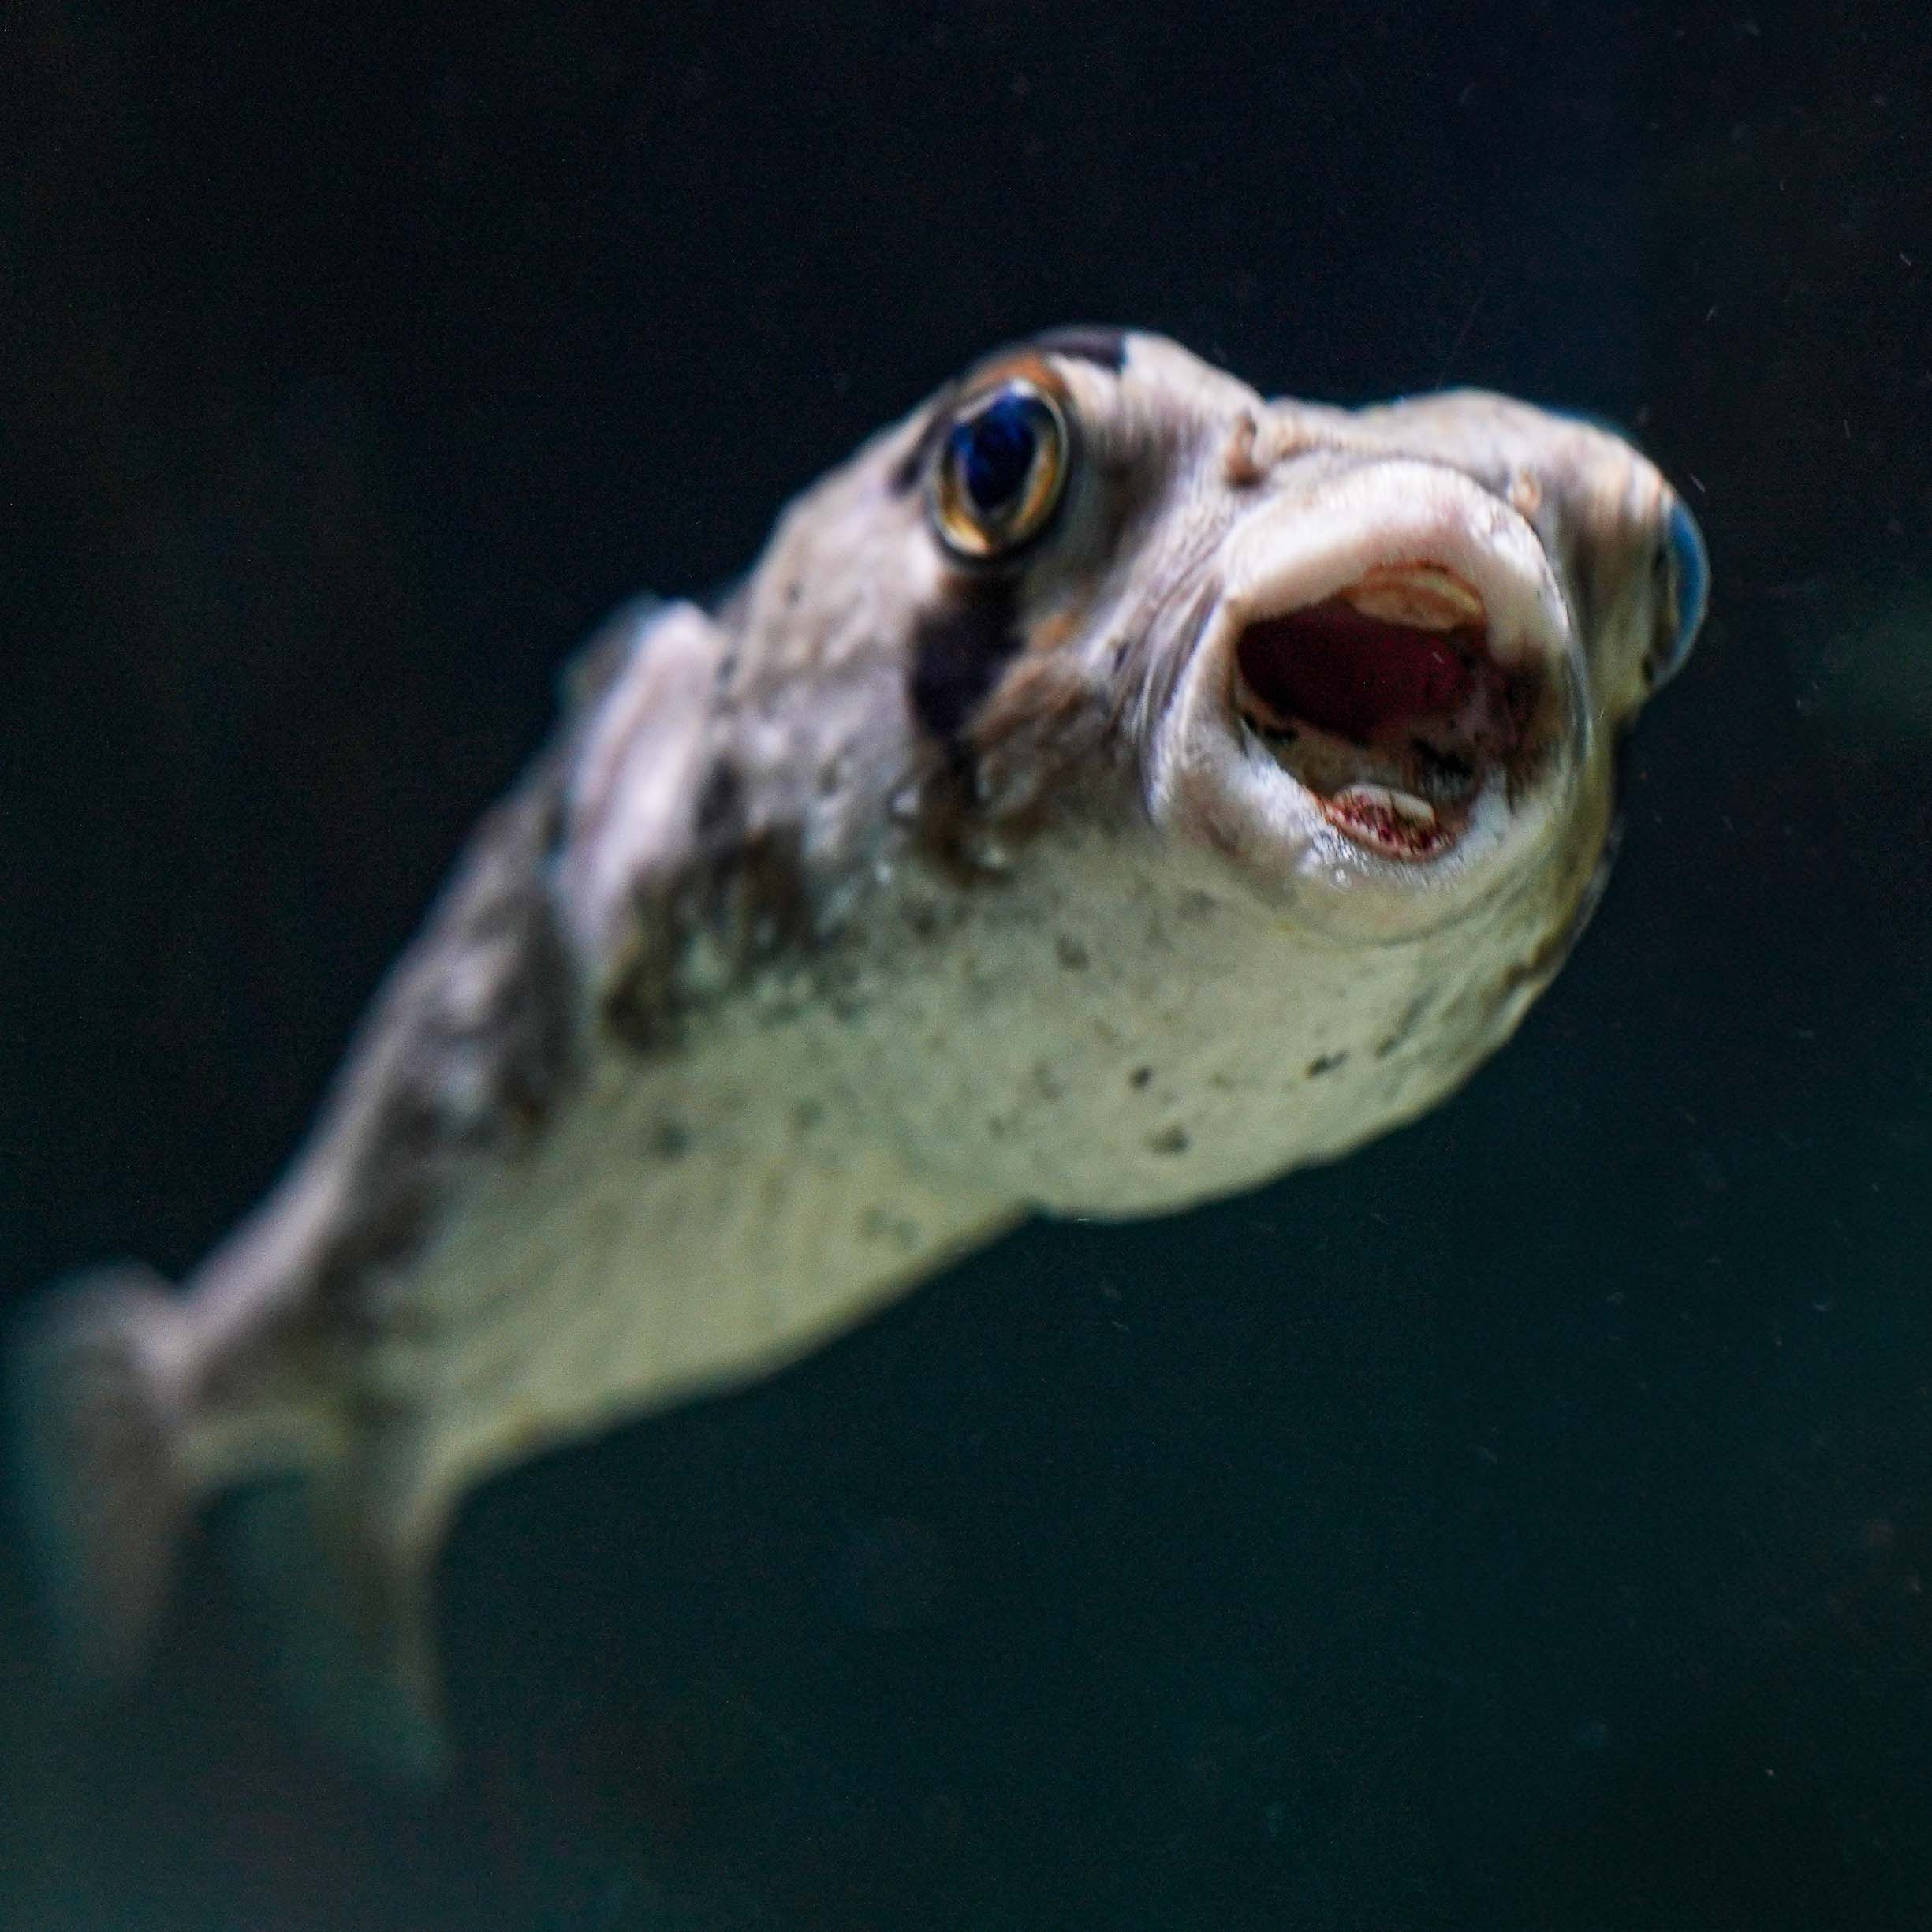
226, 1450, 457, 1781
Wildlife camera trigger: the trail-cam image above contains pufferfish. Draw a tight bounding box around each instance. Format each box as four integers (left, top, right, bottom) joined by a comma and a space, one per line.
12, 326, 1708, 1769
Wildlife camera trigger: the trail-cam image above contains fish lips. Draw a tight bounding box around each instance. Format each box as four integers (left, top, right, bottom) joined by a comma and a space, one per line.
1150, 457, 1589, 939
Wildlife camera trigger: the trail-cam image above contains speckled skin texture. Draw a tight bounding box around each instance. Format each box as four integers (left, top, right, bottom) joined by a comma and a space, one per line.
14, 330, 1701, 1765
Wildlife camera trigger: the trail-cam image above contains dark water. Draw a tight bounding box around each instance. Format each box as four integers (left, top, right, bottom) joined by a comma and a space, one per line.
6, 3, 1931, 1926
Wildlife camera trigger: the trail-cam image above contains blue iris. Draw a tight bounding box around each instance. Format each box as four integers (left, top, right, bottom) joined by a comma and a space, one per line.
1658, 497, 1710, 685
951, 393, 1041, 513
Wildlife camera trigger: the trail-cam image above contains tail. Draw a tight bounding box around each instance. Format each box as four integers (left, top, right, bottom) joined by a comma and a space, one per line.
7, 1265, 196, 1688
8, 1266, 453, 1777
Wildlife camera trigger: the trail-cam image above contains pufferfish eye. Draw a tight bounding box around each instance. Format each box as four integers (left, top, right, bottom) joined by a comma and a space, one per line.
930, 379, 1070, 561
1649, 494, 1710, 688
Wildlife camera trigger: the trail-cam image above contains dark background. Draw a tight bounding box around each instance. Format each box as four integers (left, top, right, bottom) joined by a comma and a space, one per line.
6, 3, 1932, 1927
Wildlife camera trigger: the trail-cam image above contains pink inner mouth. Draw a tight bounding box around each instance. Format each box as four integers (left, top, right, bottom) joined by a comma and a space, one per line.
1234, 598, 1480, 741
1230, 569, 1528, 862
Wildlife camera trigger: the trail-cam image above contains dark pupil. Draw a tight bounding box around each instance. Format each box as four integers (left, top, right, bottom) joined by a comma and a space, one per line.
954, 396, 1038, 513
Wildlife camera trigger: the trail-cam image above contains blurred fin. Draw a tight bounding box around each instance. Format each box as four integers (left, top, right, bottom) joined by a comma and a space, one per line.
225, 1463, 453, 1781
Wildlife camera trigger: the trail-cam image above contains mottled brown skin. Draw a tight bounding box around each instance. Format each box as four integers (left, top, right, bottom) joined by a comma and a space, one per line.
12, 330, 1704, 1770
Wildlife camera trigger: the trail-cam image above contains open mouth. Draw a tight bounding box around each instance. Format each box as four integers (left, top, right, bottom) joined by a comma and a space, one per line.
1231, 563, 1546, 860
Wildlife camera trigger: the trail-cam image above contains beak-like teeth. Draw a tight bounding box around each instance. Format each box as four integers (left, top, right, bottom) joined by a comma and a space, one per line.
1321, 781, 1449, 860
1330, 781, 1438, 829
1341, 564, 1486, 632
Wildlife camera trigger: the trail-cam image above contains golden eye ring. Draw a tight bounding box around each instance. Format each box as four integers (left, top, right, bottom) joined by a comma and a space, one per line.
928, 377, 1070, 561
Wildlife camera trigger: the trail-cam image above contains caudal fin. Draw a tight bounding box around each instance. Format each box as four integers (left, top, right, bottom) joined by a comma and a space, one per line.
7, 1266, 195, 1687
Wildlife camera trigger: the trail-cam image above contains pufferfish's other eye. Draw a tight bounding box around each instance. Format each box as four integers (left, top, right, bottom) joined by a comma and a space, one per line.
1648, 494, 1710, 688
930, 379, 1070, 561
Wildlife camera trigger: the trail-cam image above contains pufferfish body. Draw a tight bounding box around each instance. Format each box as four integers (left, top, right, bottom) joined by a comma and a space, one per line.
12, 326, 1708, 1769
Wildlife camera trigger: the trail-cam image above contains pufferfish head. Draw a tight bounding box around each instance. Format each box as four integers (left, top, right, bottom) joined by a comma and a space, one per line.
774, 327, 1707, 946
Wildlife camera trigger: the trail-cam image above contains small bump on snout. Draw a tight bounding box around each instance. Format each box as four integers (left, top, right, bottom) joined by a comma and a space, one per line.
1222, 412, 1266, 488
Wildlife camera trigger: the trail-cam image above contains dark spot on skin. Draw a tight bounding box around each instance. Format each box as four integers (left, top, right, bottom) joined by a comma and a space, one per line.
606, 923, 692, 1058
1129, 1065, 1154, 1091
1307, 1052, 1348, 1078
1056, 934, 1090, 970
888, 383, 960, 497
651, 1121, 692, 1161
1147, 1124, 1191, 1155
602, 945, 679, 1054
437, 796, 581, 1147
695, 759, 744, 844
718, 824, 816, 964
606, 806, 820, 1057
909, 572, 1023, 740
823, 990, 867, 1026
1031, 325, 1128, 373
